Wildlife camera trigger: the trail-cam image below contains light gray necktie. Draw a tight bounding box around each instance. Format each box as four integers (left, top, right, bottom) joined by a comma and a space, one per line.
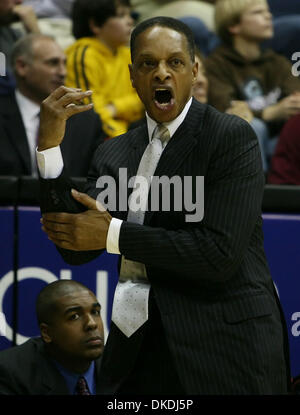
111, 124, 170, 337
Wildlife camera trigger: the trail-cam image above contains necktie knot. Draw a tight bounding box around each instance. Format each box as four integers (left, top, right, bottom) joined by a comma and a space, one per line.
152, 124, 170, 144
75, 376, 91, 395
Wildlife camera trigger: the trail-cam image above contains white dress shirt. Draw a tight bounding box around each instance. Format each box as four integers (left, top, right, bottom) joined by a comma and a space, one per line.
36, 97, 193, 253
15, 89, 41, 176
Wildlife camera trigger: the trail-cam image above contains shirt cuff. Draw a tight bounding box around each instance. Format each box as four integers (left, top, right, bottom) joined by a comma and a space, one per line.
36, 146, 64, 179
106, 218, 122, 254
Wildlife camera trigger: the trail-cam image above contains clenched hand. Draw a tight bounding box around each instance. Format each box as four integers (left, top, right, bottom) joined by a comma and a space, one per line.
41, 190, 112, 251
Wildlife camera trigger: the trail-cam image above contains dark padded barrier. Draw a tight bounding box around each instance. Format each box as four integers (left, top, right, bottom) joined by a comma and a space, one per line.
263, 184, 300, 212
1, 177, 300, 212
0, 176, 87, 206
0, 176, 19, 205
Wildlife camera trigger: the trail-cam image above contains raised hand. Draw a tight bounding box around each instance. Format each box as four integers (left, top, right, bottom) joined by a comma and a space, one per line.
38, 86, 93, 151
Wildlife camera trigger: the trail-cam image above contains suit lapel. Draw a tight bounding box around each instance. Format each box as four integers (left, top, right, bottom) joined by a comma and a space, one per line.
126, 123, 149, 181
35, 338, 70, 395
1, 95, 32, 174
95, 356, 103, 394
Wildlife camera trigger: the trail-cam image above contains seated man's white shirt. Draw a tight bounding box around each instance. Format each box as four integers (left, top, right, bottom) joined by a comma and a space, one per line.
15, 89, 40, 175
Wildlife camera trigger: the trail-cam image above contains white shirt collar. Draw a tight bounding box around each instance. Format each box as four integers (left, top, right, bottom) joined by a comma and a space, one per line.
146, 97, 193, 142
15, 89, 40, 125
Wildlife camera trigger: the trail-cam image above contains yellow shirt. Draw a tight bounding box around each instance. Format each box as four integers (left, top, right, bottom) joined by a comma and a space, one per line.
65, 37, 143, 138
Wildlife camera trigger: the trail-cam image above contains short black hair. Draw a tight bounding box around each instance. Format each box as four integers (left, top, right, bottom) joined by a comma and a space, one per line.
36, 280, 92, 325
130, 16, 195, 63
72, 0, 131, 39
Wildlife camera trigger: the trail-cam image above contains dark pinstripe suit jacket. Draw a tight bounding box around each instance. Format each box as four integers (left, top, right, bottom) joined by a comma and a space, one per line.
40, 99, 289, 394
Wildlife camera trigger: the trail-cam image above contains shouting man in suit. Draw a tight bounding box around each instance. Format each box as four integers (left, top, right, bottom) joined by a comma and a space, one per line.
37, 17, 289, 394
0, 280, 104, 394
0, 33, 105, 176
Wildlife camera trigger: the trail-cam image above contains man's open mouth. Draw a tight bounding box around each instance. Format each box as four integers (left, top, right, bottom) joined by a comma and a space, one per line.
154, 88, 175, 110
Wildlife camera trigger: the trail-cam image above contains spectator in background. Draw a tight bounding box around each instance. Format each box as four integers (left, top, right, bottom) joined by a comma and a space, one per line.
0, 0, 40, 94
131, 1, 219, 56
193, 50, 257, 124
268, 114, 300, 185
0, 280, 104, 395
22, 1, 76, 50
65, 0, 144, 139
205, 0, 300, 172
0, 33, 105, 176
23, 0, 74, 19
192, 50, 209, 104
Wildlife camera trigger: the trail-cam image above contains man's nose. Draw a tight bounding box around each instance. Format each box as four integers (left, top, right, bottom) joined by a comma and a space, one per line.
197, 73, 206, 86
154, 62, 170, 82
58, 62, 67, 78
85, 314, 98, 330
127, 13, 134, 27
265, 10, 272, 20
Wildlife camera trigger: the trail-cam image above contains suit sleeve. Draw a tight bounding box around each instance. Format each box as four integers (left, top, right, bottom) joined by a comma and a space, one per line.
119, 117, 264, 283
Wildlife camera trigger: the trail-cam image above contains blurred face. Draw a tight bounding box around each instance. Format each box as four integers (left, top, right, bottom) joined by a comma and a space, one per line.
129, 26, 197, 123
42, 288, 104, 372
0, 0, 22, 24
16, 38, 66, 103
192, 55, 208, 104
230, 1, 273, 41
98, 5, 134, 49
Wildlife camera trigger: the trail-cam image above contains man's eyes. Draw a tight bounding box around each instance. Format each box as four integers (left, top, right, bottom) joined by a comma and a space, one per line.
69, 309, 100, 320
141, 60, 156, 68
140, 59, 183, 68
170, 58, 183, 67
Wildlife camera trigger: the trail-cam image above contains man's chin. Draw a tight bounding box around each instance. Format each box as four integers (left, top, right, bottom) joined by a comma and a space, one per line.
85, 347, 103, 360
148, 103, 180, 123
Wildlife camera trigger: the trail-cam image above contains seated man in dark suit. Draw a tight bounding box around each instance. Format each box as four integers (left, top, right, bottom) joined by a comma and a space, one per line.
0, 279, 104, 395
0, 0, 41, 94
0, 33, 105, 177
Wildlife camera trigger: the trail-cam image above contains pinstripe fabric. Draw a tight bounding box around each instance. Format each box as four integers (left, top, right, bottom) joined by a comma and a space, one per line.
40, 99, 289, 394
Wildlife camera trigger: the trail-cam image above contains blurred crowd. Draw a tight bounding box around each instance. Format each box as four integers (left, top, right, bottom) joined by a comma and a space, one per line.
1, 0, 300, 183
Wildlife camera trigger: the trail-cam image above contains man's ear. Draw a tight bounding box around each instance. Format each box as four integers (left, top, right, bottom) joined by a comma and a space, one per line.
40, 323, 52, 344
15, 57, 28, 78
89, 18, 101, 36
192, 60, 199, 86
128, 64, 135, 89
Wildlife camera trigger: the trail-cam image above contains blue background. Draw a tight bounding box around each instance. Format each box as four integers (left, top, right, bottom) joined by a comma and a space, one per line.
1, 207, 300, 377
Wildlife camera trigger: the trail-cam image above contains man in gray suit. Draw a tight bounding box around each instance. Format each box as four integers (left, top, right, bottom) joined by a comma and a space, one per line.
37, 17, 290, 394
0, 33, 105, 176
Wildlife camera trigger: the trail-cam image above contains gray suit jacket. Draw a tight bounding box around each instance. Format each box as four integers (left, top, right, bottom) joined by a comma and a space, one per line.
0, 93, 105, 177
39, 99, 290, 394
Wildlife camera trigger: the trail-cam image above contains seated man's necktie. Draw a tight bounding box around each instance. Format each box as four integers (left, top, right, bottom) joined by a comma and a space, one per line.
75, 376, 91, 395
